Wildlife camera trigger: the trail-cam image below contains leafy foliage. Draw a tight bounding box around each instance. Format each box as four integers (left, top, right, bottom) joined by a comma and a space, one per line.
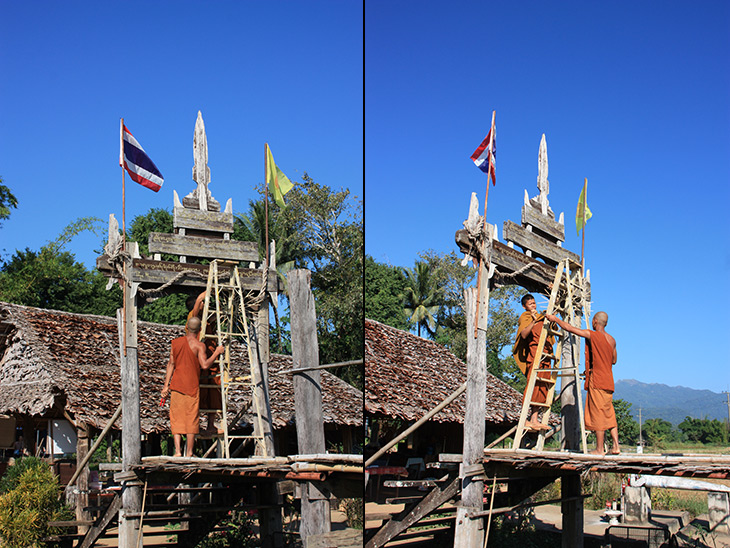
364, 255, 408, 330
194, 510, 256, 548
642, 417, 675, 448
613, 399, 639, 445
0, 456, 45, 494
0, 217, 121, 315
0, 176, 18, 227
283, 175, 363, 389
678, 416, 729, 444
128, 207, 174, 259
400, 260, 441, 338
0, 458, 73, 548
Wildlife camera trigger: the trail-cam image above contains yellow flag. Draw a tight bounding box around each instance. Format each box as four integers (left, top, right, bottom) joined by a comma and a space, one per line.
265, 143, 294, 208
576, 178, 592, 235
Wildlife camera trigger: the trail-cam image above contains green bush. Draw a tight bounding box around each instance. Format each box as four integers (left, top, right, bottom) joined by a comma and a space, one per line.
195, 510, 256, 548
0, 456, 45, 494
0, 460, 72, 548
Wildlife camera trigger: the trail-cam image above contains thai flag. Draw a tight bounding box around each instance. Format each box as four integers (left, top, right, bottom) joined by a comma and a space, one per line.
470, 126, 496, 185
120, 123, 164, 192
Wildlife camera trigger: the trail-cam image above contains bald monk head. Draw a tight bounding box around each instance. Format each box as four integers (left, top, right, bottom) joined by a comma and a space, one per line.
593, 311, 608, 329
186, 316, 202, 334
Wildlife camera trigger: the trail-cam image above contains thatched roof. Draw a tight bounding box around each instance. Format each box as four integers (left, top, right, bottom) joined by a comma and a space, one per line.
365, 319, 523, 425
0, 302, 362, 434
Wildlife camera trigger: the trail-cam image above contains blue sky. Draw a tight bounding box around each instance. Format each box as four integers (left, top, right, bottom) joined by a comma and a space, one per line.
365, 2, 730, 392
1, 1, 363, 268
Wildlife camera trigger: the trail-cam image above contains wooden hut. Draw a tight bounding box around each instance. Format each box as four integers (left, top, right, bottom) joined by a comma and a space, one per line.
365, 318, 523, 461
0, 301, 363, 461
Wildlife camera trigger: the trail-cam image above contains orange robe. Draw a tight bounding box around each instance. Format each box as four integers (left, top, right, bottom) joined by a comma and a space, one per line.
512, 311, 554, 405
187, 309, 222, 412
584, 331, 617, 431
169, 337, 201, 434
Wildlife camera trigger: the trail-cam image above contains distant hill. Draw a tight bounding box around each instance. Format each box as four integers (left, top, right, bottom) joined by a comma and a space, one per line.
612, 379, 728, 426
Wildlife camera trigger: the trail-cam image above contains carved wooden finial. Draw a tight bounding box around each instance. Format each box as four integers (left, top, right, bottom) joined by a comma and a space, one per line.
183, 111, 221, 212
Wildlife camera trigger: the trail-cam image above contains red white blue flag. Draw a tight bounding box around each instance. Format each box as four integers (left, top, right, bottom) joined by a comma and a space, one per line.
470, 125, 496, 185
120, 123, 164, 192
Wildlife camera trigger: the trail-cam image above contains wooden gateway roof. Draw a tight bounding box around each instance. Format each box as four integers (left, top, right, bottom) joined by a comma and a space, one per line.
0, 302, 362, 434
365, 319, 524, 426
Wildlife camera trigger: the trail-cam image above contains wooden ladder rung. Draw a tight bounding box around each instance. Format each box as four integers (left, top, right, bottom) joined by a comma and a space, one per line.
529, 401, 551, 408
535, 377, 556, 385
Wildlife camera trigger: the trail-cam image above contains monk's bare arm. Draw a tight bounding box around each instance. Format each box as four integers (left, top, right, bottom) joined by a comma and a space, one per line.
162, 349, 175, 398
192, 291, 206, 318
197, 344, 225, 370
545, 314, 592, 339
520, 312, 539, 339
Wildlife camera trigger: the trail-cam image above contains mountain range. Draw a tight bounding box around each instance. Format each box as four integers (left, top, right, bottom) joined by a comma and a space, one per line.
612, 379, 728, 426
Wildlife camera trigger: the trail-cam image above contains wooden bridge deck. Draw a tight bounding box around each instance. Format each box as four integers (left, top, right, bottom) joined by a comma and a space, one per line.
480, 448, 730, 478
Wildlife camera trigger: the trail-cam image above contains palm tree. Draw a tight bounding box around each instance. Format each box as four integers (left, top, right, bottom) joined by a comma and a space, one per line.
400, 261, 442, 338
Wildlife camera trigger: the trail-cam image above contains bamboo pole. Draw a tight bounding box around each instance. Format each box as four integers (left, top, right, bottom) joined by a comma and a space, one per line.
365, 382, 467, 468
66, 404, 123, 490
580, 178, 587, 272
474, 110, 496, 338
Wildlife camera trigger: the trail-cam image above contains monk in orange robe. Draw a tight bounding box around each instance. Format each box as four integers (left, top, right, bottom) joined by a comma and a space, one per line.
186, 292, 223, 434
546, 311, 619, 455
512, 294, 554, 430
162, 317, 224, 457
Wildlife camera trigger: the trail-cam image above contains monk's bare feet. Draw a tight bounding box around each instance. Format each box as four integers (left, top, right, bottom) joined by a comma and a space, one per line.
173, 452, 182, 457
609, 449, 621, 455
589, 449, 606, 456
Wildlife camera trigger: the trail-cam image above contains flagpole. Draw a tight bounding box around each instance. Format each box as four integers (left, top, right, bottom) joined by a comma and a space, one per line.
581, 177, 587, 273
120, 118, 128, 357
474, 109, 496, 338
264, 143, 270, 270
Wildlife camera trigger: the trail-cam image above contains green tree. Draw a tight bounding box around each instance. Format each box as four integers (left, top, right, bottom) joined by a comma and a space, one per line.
613, 399, 639, 445
0, 217, 120, 316
0, 176, 18, 227
400, 260, 442, 338
126, 208, 195, 324
128, 207, 174, 258
364, 255, 408, 330
643, 418, 675, 448
679, 417, 729, 444
283, 175, 363, 389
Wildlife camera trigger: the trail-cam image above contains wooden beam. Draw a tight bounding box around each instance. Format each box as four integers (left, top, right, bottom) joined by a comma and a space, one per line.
97, 256, 281, 292
489, 241, 557, 291
173, 206, 234, 232
148, 232, 258, 262
503, 221, 581, 266
289, 269, 330, 543
521, 205, 565, 243
78, 494, 122, 548
365, 475, 460, 548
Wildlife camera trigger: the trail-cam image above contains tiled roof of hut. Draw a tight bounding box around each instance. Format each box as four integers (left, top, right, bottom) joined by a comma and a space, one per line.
0, 302, 362, 433
365, 319, 523, 425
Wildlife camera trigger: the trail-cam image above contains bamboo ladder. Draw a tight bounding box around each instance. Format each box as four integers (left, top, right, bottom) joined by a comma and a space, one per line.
200, 260, 269, 458
512, 258, 588, 452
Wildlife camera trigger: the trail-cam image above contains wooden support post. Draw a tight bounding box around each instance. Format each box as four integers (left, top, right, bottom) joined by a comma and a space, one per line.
253, 266, 283, 548
75, 422, 91, 533
454, 288, 487, 548
117, 242, 142, 548
289, 269, 331, 544
561, 473, 583, 548
559, 327, 581, 451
